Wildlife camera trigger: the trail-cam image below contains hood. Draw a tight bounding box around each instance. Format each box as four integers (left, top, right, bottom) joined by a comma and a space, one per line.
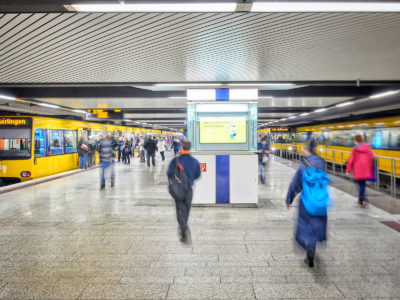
354, 143, 371, 153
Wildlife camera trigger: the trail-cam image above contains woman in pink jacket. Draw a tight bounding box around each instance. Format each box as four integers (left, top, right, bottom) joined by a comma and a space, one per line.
346, 133, 375, 206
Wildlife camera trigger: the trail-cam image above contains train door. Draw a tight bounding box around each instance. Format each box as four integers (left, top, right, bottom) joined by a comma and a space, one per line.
33, 128, 48, 178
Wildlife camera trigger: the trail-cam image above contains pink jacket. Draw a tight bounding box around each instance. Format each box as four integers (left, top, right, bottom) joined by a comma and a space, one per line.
346, 143, 375, 180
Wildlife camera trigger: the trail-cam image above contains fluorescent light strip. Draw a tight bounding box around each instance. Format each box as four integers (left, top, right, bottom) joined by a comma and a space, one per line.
288, 116, 296, 119
38, 103, 60, 109
252, 2, 400, 12
70, 3, 237, 12
0, 94, 16, 101
299, 113, 310, 116
157, 83, 222, 87
72, 109, 86, 114
314, 108, 328, 113
227, 83, 294, 87
369, 90, 399, 99
335, 101, 354, 107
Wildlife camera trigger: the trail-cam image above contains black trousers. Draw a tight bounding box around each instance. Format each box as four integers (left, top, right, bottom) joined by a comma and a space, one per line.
123, 151, 130, 164
146, 153, 155, 167
160, 151, 165, 161
175, 188, 193, 232
174, 148, 179, 156
118, 150, 122, 162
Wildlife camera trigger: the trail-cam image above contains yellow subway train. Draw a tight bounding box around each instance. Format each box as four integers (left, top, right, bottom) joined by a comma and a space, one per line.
290, 116, 400, 176
0, 116, 172, 185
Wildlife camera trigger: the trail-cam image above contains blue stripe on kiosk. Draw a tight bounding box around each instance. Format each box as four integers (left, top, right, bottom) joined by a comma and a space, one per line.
216, 155, 230, 203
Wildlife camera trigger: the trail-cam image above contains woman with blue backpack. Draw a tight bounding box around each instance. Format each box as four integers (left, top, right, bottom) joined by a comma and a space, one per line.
286, 138, 331, 268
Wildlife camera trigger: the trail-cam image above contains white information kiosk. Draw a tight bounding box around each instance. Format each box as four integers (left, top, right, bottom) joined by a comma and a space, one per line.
187, 98, 259, 206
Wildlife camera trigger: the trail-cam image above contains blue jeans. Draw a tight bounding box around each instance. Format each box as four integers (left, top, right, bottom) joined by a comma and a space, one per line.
357, 180, 366, 197
80, 153, 88, 168
100, 161, 115, 187
259, 161, 265, 182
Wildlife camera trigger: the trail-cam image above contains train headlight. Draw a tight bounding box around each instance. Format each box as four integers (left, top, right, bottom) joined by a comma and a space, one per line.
271, 147, 276, 151
20, 171, 31, 178
288, 146, 293, 151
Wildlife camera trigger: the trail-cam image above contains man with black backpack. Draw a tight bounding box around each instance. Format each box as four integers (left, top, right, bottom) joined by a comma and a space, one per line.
167, 140, 201, 244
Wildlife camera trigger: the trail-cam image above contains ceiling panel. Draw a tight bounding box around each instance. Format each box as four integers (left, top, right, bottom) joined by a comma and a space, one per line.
0, 12, 400, 83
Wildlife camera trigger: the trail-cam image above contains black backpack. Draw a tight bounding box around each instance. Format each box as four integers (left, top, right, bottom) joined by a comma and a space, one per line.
168, 158, 190, 201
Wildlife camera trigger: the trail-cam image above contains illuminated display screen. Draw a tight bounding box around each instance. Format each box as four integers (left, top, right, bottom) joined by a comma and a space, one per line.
199, 116, 247, 144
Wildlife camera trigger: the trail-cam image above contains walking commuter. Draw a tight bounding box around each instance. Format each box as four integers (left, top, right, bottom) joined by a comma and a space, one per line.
346, 133, 375, 206
88, 137, 97, 167
286, 139, 330, 268
171, 137, 181, 156
257, 137, 270, 184
139, 137, 145, 162
167, 140, 201, 244
123, 137, 131, 165
144, 136, 157, 167
99, 135, 115, 189
158, 136, 166, 161
117, 137, 125, 163
78, 136, 89, 169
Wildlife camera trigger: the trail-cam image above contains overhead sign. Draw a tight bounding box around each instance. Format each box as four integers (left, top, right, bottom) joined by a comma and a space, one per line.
271, 127, 289, 132
0, 118, 32, 128
90, 109, 123, 119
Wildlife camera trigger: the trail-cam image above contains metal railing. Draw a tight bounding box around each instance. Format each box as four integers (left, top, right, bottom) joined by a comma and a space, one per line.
271, 143, 400, 198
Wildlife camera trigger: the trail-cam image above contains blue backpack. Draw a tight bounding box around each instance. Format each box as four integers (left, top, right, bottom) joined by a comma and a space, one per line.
301, 158, 331, 216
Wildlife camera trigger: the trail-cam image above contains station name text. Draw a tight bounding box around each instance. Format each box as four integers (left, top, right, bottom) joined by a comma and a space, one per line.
0, 119, 27, 126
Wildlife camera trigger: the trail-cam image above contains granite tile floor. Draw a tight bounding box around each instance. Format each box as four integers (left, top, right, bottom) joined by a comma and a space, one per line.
0, 151, 400, 299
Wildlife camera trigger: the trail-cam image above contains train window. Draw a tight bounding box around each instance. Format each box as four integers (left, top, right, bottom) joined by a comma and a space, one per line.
64, 131, 77, 153
34, 129, 46, 157
388, 128, 400, 150
0, 128, 31, 159
330, 130, 354, 147
49, 130, 64, 155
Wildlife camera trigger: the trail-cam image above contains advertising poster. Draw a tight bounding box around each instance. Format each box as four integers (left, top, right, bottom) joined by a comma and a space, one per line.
199, 116, 247, 144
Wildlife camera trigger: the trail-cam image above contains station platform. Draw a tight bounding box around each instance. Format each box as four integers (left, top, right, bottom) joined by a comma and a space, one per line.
0, 151, 399, 299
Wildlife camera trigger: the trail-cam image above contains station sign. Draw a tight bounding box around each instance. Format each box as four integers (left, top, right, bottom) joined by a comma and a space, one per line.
0, 117, 32, 128
271, 127, 290, 132
88, 109, 123, 120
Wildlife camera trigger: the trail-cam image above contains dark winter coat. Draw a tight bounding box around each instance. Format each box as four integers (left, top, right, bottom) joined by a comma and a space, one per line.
78, 139, 88, 157
144, 139, 157, 155
167, 154, 201, 187
286, 154, 327, 251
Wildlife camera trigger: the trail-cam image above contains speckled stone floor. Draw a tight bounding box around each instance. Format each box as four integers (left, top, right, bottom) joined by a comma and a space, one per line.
0, 152, 399, 299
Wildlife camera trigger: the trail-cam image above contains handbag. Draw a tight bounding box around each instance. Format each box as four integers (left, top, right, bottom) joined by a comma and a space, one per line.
262, 154, 269, 164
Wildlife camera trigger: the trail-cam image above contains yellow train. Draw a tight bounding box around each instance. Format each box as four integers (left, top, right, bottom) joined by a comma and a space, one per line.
290, 116, 400, 176
0, 116, 173, 185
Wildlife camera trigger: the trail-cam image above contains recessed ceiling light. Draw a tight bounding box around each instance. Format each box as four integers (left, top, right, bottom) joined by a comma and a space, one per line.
38, 103, 60, 109
252, 2, 400, 12
369, 90, 399, 99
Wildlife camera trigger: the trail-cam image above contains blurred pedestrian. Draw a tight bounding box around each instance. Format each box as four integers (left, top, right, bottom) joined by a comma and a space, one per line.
346, 133, 375, 206
167, 140, 201, 244
139, 136, 145, 162
158, 136, 166, 161
78, 136, 89, 169
257, 137, 270, 184
117, 137, 124, 163
286, 139, 330, 268
99, 135, 115, 189
171, 137, 181, 156
144, 136, 157, 167
88, 137, 97, 167
123, 137, 131, 165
